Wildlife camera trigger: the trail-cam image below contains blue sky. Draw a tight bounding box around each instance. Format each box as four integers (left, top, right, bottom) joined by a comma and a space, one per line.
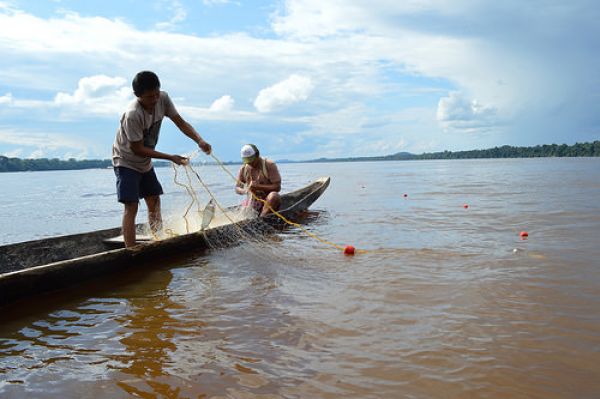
1, 0, 599, 162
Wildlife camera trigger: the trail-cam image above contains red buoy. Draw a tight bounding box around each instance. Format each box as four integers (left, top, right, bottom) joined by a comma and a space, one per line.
403, 194, 408, 198
344, 245, 356, 255
519, 231, 529, 238
463, 204, 469, 209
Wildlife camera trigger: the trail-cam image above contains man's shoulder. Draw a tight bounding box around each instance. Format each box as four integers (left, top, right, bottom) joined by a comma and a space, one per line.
159, 91, 173, 106
264, 158, 279, 172
159, 91, 177, 117
264, 158, 281, 182
123, 99, 143, 119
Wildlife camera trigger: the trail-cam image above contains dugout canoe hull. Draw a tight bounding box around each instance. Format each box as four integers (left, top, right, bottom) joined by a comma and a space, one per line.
0, 177, 330, 307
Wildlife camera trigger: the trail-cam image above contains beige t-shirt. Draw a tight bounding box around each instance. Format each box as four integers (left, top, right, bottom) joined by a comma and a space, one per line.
112, 91, 177, 172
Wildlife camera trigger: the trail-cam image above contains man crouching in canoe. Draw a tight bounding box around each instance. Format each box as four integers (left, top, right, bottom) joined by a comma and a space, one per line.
235, 144, 281, 216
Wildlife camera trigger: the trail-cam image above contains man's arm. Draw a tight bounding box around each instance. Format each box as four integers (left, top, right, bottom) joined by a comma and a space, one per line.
130, 140, 188, 165
235, 167, 248, 195
169, 113, 212, 154
249, 180, 281, 193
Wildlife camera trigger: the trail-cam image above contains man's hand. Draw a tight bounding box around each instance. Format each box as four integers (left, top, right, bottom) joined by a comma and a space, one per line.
247, 180, 256, 193
170, 155, 189, 165
198, 139, 212, 155
248, 180, 264, 194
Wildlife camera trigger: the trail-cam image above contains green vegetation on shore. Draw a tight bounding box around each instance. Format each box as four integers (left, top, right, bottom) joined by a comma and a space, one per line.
0, 157, 112, 173
304, 140, 600, 163
1, 140, 599, 172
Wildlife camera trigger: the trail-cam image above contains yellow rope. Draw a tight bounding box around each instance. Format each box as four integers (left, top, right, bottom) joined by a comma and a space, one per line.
165, 150, 365, 254
206, 152, 367, 254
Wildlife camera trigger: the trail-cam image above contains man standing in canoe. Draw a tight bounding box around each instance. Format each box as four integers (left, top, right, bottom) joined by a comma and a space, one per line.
112, 71, 212, 247
235, 144, 281, 216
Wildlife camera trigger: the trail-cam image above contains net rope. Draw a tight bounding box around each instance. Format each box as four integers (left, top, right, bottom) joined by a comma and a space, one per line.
153, 150, 366, 255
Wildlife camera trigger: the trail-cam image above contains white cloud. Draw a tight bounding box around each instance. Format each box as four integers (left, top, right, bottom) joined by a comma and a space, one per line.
0, 92, 12, 105
3, 148, 23, 158
0, 1, 598, 160
27, 148, 46, 159
0, 2, 13, 11
1, 75, 130, 117
356, 138, 407, 156
254, 75, 314, 113
54, 75, 127, 104
437, 92, 500, 133
209, 95, 235, 112
178, 104, 260, 122
270, 0, 464, 39
0, 128, 93, 159
0, 8, 133, 55
294, 104, 366, 136
268, 1, 600, 141
155, 0, 187, 31
271, 0, 362, 38
53, 75, 131, 117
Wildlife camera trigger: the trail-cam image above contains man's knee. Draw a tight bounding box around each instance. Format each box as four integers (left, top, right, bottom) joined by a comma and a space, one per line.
145, 195, 161, 212
266, 192, 281, 209
124, 201, 139, 216
268, 192, 281, 201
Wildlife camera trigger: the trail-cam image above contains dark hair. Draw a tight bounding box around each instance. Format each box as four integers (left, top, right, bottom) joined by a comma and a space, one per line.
249, 144, 260, 157
132, 71, 160, 97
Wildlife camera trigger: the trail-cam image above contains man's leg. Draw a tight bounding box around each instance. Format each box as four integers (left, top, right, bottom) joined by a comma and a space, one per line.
114, 166, 142, 248
139, 168, 164, 233
260, 192, 281, 216
123, 201, 139, 248
144, 195, 162, 233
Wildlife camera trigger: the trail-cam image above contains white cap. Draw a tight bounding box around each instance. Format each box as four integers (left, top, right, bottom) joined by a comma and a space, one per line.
240, 144, 256, 158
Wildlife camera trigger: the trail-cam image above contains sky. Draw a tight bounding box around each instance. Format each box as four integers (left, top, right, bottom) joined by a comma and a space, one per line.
0, 0, 599, 162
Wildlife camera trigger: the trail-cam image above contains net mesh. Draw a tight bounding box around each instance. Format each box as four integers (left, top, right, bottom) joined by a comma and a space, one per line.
136, 151, 358, 258
135, 152, 295, 260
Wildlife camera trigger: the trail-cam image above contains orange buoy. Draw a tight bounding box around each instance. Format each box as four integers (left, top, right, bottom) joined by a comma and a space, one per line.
519, 231, 529, 238
344, 245, 356, 255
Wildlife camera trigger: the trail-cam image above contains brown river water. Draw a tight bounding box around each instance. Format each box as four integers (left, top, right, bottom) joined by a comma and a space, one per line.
1, 158, 600, 398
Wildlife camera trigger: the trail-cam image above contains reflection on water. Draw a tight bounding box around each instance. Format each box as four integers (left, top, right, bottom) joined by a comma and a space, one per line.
1, 159, 600, 398
113, 269, 181, 397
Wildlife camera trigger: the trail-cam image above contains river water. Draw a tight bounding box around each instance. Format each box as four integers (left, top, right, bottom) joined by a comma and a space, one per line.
1, 158, 599, 398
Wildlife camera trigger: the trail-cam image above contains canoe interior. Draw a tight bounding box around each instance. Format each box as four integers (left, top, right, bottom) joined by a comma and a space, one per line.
0, 177, 330, 275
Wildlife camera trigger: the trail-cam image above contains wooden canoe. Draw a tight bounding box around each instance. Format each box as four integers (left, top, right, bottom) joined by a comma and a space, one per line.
0, 177, 330, 307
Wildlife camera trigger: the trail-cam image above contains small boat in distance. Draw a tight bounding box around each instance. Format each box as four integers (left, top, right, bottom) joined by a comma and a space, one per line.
0, 177, 331, 307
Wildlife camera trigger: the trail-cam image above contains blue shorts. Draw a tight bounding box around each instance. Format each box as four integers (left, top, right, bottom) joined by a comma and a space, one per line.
114, 166, 163, 203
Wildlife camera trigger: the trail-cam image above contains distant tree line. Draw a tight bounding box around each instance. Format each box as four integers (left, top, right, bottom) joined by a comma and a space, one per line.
1, 140, 599, 172
306, 140, 600, 163
0, 157, 112, 173
412, 141, 600, 160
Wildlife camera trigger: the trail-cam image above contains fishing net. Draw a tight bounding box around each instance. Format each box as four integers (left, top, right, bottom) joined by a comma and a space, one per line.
136, 151, 310, 262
